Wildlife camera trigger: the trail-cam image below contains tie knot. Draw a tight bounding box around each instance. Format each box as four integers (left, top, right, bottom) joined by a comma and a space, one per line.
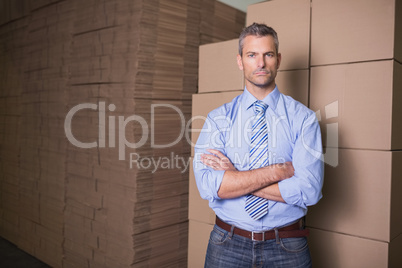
254, 100, 268, 115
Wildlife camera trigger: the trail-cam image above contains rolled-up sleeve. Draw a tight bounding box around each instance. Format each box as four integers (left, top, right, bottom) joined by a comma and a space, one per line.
193, 112, 228, 202
278, 111, 324, 209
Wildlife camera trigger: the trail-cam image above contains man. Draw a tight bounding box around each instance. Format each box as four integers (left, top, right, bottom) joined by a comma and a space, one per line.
193, 23, 324, 267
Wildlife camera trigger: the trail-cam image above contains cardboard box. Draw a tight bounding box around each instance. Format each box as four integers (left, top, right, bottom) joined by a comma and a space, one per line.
307, 149, 402, 242
311, 0, 402, 65
310, 60, 402, 150
308, 228, 402, 268
276, 69, 309, 106
188, 220, 213, 268
199, 0, 246, 45
198, 39, 244, 93
247, 0, 311, 70
133, 222, 188, 267
188, 159, 215, 224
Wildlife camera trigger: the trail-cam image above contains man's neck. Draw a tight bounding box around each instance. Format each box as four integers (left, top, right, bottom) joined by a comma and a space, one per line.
246, 82, 275, 100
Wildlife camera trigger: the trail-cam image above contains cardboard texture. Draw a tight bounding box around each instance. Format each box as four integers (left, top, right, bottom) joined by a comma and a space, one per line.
0, 0, 245, 267
310, 60, 402, 151
309, 228, 390, 268
247, 0, 311, 70
188, 220, 213, 268
199, 0, 246, 45
198, 39, 244, 93
307, 149, 402, 242
311, 0, 402, 65
276, 69, 309, 106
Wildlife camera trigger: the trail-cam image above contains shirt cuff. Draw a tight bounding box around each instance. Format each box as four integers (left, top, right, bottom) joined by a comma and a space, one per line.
278, 178, 303, 207
211, 169, 225, 200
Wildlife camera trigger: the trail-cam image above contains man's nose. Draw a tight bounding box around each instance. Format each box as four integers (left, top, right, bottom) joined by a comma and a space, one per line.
257, 55, 265, 68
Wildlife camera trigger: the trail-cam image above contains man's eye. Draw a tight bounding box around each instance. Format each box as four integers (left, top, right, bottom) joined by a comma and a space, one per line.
248, 54, 255, 58
266, 54, 273, 58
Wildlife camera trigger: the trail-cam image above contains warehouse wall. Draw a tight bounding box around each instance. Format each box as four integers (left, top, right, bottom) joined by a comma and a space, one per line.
0, 0, 245, 267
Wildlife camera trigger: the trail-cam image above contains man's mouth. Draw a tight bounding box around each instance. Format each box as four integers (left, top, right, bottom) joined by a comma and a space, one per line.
254, 70, 269, 75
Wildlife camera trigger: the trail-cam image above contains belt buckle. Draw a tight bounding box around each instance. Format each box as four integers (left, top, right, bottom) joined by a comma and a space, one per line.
251, 231, 265, 241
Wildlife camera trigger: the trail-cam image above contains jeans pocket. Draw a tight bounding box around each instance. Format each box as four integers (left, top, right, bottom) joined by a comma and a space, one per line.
280, 237, 308, 253
209, 225, 231, 245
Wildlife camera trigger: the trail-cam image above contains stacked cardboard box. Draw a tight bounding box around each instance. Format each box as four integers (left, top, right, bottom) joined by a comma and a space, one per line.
310, 0, 402, 66
132, 1, 245, 266
0, 0, 30, 26
190, 0, 402, 267
16, 1, 73, 267
0, 0, 246, 267
200, 0, 246, 45
307, 0, 402, 266
189, 1, 311, 266
65, 0, 192, 266
66, 0, 244, 267
65, 1, 137, 265
0, 7, 26, 249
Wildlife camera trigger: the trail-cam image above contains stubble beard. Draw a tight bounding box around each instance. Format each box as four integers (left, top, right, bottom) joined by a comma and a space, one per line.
247, 70, 276, 90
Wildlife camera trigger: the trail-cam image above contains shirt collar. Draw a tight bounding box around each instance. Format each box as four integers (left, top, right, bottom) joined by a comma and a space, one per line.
243, 85, 280, 111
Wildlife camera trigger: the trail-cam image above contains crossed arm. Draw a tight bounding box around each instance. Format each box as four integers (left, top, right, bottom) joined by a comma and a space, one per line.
201, 149, 294, 203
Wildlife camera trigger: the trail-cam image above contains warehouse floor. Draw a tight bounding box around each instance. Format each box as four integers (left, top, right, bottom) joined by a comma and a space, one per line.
0, 237, 50, 268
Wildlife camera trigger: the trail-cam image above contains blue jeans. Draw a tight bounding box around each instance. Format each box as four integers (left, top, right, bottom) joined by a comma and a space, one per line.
205, 224, 312, 268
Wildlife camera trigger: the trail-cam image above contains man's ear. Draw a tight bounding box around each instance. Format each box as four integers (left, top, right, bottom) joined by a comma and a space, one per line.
277, 52, 282, 70
237, 54, 243, 70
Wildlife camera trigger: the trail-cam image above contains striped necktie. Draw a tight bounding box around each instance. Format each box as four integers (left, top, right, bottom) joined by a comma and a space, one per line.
245, 100, 269, 220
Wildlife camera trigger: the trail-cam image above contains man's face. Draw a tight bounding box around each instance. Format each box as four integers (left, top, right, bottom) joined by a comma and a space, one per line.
237, 35, 281, 92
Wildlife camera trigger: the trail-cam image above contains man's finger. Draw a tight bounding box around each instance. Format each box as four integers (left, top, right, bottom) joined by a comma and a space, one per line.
207, 149, 227, 159
201, 153, 219, 162
201, 158, 215, 167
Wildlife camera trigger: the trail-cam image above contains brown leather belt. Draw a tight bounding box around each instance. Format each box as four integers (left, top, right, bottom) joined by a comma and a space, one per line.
216, 216, 309, 241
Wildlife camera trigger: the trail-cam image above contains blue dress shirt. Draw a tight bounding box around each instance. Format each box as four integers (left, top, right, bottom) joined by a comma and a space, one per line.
193, 86, 324, 232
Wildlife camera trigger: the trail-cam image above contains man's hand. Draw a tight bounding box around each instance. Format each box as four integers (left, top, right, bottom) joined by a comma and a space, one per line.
201, 149, 237, 171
